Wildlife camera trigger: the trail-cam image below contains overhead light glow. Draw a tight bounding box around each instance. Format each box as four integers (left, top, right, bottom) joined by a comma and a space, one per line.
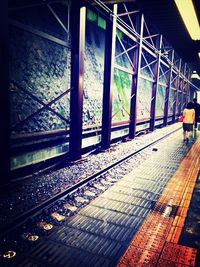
174, 0, 200, 40
191, 73, 200, 79
198, 52, 200, 58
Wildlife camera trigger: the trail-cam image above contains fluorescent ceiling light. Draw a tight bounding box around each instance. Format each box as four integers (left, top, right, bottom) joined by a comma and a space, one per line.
174, 0, 200, 40
191, 73, 200, 79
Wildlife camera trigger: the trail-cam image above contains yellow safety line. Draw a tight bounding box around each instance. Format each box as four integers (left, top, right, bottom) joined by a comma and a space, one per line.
117, 137, 200, 266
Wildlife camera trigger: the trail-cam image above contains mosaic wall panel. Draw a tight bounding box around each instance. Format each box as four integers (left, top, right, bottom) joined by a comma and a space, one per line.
155, 85, 165, 117
9, 4, 70, 134
115, 29, 135, 71
182, 94, 187, 111
137, 77, 152, 120
82, 12, 105, 128
168, 89, 176, 115
171, 72, 177, 89
159, 64, 168, 85
110, 27, 135, 126
140, 50, 155, 79
112, 69, 132, 123
176, 91, 182, 114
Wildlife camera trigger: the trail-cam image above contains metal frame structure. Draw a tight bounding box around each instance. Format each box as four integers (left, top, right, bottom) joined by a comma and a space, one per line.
8, 0, 199, 179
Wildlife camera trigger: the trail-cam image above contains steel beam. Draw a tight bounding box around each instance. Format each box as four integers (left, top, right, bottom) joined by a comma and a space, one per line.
10, 19, 69, 47
149, 34, 162, 131
129, 13, 144, 139
163, 50, 174, 126
172, 59, 182, 122
11, 84, 71, 131
69, 3, 86, 160
101, 4, 117, 150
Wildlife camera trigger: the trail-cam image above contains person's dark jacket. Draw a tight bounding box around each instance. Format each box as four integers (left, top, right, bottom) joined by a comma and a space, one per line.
193, 102, 200, 119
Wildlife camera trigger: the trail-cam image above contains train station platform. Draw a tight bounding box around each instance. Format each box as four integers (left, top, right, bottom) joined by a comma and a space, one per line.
0, 123, 200, 267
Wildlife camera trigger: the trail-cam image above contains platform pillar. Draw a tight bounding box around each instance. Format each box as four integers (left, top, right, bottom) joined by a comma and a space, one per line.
172, 59, 181, 123
69, 2, 86, 161
150, 35, 162, 131
163, 50, 174, 126
129, 13, 144, 139
101, 4, 117, 150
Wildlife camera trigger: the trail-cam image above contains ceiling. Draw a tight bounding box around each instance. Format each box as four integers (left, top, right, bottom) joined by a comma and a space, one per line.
101, 0, 200, 78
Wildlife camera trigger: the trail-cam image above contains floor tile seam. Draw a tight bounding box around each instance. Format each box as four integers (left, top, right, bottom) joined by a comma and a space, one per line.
37, 237, 115, 262
99, 194, 155, 205
91, 197, 151, 208
114, 174, 169, 186
79, 202, 143, 216
88, 203, 149, 216
65, 214, 139, 231
102, 190, 159, 202
111, 184, 165, 193
107, 183, 161, 194
79, 204, 149, 220
49, 221, 133, 245
94, 194, 152, 207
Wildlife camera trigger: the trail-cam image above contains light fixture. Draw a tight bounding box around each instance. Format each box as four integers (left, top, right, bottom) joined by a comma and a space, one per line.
198, 52, 200, 59
174, 0, 200, 40
191, 73, 200, 79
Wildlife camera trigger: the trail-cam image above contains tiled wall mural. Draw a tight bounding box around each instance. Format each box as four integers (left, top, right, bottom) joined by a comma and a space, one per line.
83, 11, 105, 128
10, 3, 70, 134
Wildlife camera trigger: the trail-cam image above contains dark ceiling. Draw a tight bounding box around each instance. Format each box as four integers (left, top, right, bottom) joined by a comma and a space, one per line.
102, 0, 200, 77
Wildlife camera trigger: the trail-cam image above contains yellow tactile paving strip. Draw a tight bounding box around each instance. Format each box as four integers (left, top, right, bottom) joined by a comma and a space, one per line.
117, 137, 200, 267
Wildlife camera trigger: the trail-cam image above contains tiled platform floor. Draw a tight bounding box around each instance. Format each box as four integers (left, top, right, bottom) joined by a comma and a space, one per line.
1, 127, 200, 267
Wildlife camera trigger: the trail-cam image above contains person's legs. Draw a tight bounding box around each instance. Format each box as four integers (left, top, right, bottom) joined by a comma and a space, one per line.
194, 119, 197, 129
186, 131, 189, 143
183, 123, 187, 141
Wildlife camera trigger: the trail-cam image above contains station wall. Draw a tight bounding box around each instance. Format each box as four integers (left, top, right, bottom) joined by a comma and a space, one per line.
9, 2, 192, 177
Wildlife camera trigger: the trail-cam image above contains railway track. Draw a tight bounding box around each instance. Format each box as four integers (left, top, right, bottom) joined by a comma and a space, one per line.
0, 126, 185, 265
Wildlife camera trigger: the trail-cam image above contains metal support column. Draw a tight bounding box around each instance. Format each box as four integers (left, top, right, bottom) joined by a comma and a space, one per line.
181, 63, 188, 111
101, 4, 117, 150
163, 50, 174, 126
172, 59, 181, 122
0, 1, 10, 185
149, 35, 162, 131
129, 13, 144, 139
186, 67, 190, 101
69, 2, 86, 161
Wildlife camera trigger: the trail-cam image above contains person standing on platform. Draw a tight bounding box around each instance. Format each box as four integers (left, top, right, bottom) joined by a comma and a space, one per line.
193, 98, 200, 129
182, 102, 195, 144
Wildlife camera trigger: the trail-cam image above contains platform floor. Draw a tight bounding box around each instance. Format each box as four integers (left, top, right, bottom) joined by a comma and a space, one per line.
1, 126, 200, 267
